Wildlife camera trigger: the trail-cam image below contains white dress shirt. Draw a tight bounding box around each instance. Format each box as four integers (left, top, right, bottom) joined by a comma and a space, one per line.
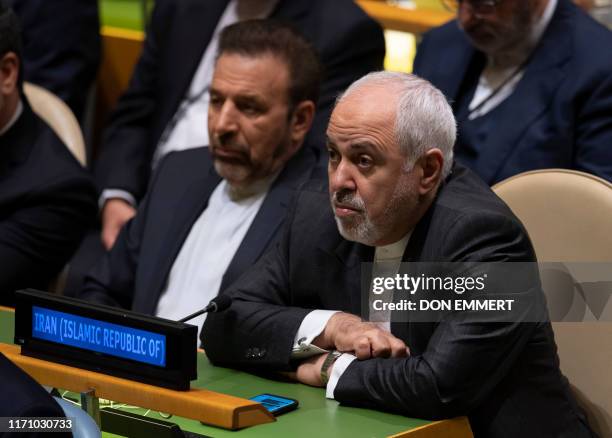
155, 176, 274, 338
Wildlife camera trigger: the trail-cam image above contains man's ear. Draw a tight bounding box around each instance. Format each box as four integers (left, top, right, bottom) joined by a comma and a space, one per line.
417, 148, 444, 195
0, 52, 19, 95
289, 100, 315, 150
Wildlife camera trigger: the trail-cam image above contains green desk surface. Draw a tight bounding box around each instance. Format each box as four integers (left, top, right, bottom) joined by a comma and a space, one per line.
0, 310, 432, 437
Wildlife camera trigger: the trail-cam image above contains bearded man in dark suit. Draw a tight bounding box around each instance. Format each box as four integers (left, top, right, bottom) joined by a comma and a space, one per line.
202, 72, 594, 438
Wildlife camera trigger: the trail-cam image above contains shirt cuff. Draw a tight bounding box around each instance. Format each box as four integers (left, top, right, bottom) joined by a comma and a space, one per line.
99, 189, 137, 210
291, 310, 339, 359
325, 353, 356, 399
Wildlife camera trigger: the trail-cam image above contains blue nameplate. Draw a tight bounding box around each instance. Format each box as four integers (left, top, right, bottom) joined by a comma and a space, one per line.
14, 289, 197, 390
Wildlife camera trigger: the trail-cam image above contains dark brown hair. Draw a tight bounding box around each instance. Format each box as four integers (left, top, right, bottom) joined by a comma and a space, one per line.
218, 19, 322, 112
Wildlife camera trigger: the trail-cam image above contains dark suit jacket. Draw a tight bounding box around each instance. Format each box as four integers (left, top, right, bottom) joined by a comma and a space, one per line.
202, 163, 593, 438
80, 146, 324, 314
413, 0, 612, 185
7, 0, 101, 120
0, 353, 71, 438
94, 0, 384, 202
0, 100, 97, 306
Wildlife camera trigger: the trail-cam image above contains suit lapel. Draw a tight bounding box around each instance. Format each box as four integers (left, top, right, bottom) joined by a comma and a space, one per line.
141, 168, 222, 313
220, 148, 317, 291
441, 43, 480, 108
389, 191, 440, 338
219, 181, 290, 292
332, 240, 374, 317
469, 0, 574, 183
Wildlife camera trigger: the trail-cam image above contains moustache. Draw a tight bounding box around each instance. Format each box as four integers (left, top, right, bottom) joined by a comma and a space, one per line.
331, 189, 365, 212
211, 141, 249, 161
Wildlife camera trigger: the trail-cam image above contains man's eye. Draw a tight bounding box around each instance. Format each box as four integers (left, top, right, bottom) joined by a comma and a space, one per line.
358, 155, 373, 168
210, 95, 222, 106
239, 103, 261, 115
327, 149, 339, 162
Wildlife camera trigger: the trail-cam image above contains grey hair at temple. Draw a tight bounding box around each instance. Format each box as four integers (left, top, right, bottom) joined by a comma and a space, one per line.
337, 71, 456, 178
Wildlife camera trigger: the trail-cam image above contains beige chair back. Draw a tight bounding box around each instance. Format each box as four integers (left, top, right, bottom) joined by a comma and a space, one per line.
493, 169, 612, 437
23, 82, 86, 167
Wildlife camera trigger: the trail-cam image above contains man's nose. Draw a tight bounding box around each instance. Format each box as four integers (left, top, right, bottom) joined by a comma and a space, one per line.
458, 1, 479, 26
213, 101, 239, 136
329, 160, 357, 193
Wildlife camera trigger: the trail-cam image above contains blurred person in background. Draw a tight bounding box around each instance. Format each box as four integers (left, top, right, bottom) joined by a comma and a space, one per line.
414, 0, 612, 185
0, 4, 97, 306
6, 0, 100, 120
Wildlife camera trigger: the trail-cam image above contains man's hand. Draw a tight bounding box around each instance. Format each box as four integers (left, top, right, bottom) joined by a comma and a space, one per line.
314, 312, 409, 360
296, 353, 328, 387
101, 198, 136, 250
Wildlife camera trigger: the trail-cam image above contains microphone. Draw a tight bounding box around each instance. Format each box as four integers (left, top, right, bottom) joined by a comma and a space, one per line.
178, 295, 232, 323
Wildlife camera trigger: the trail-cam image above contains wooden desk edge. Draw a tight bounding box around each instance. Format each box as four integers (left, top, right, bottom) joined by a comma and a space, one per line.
356, 1, 453, 34
0, 343, 274, 430
389, 417, 473, 438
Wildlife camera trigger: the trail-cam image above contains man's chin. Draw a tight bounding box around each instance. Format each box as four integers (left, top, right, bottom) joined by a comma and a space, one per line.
335, 217, 376, 246
213, 160, 250, 184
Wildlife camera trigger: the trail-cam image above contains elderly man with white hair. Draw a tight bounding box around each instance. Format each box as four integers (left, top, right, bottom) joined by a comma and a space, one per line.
202, 72, 594, 438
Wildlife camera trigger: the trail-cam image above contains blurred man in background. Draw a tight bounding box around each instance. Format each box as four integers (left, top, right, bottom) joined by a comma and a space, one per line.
414, 0, 612, 185
0, 4, 96, 306
6, 0, 100, 120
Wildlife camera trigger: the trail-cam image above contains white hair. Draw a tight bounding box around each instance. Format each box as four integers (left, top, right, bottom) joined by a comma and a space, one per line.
338, 71, 456, 178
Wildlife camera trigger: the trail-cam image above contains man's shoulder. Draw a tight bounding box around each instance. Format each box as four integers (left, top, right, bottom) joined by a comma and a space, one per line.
568, 7, 612, 69
415, 20, 470, 74
426, 164, 535, 261
420, 19, 464, 47
438, 163, 515, 217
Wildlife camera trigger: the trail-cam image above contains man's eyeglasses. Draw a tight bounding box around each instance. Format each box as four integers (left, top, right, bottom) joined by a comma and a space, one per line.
441, 0, 502, 14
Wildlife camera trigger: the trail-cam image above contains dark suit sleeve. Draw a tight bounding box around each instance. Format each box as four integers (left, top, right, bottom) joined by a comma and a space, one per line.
81, 151, 174, 309
333, 213, 541, 420
0, 173, 96, 304
12, 0, 101, 119
94, 1, 173, 201
202, 191, 315, 370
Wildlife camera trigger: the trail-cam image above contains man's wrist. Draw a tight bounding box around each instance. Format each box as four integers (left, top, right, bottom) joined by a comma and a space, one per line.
320, 350, 342, 385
